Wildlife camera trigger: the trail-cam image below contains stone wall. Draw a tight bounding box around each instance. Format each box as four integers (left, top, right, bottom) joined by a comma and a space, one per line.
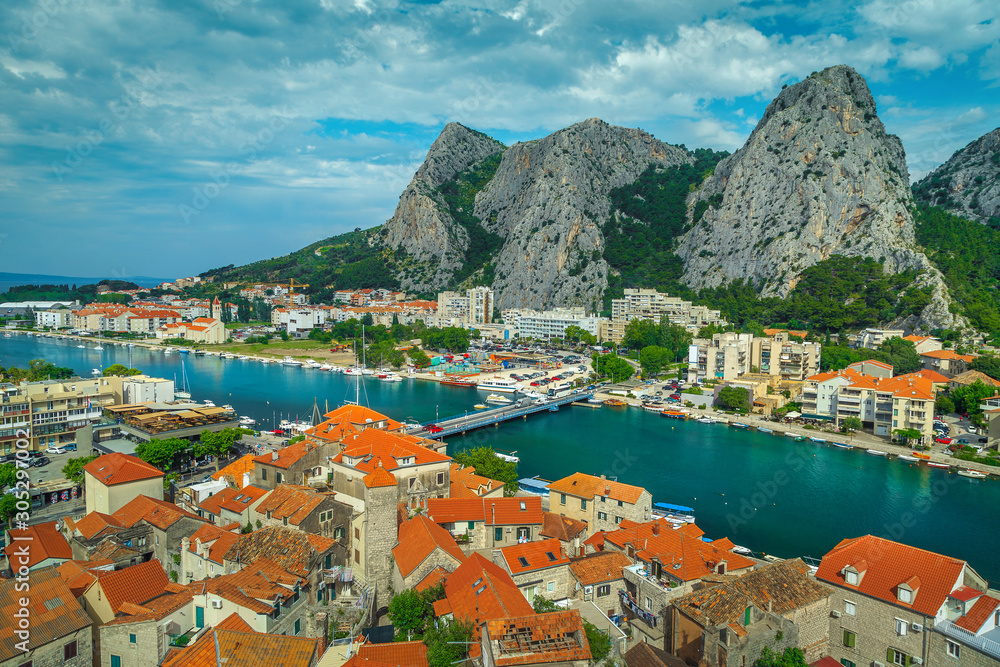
363, 483, 399, 607
504, 562, 575, 603
1, 625, 92, 667
99, 619, 164, 667
591, 490, 652, 533
927, 629, 1000, 667
826, 584, 932, 666
783, 594, 832, 663
393, 548, 463, 592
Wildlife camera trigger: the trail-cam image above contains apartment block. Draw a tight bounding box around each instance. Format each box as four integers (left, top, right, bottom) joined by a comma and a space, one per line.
749, 332, 821, 381
603, 288, 726, 344
857, 328, 905, 350
437, 286, 493, 326
687, 333, 754, 383
503, 307, 606, 340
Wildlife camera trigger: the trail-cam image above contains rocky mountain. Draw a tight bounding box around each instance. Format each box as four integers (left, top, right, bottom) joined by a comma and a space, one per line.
675, 65, 960, 329
912, 127, 1000, 227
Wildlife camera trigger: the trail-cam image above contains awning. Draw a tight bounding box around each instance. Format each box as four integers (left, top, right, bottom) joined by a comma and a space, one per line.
784, 411, 801, 419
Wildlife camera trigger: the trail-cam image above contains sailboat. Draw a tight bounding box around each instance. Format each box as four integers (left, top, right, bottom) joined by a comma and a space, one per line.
361, 330, 374, 374
92, 331, 104, 351
175, 357, 192, 400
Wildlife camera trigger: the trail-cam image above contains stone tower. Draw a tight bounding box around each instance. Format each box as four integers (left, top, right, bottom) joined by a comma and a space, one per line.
362, 463, 399, 607
211, 296, 222, 321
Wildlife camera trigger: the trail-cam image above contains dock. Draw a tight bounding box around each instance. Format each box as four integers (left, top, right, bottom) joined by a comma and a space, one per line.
406, 392, 593, 439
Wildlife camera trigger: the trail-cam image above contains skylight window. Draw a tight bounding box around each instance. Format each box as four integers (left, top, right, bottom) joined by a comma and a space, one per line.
518, 557, 529, 568
519, 501, 526, 510
546, 552, 557, 562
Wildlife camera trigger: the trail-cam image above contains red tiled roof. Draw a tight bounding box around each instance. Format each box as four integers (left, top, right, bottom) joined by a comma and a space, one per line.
307, 405, 404, 443
484, 611, 591, 666
450, 463, 502, 498
426, 496, 543, 526
161, 627, 318, 667
98, 559, 171, 613
393, 515, 466, 578
113, 494, 206, 530
547, 472, 646, 504
442, 553, 534, 624
910, 369, 951, 384
84, 452, 164, 485
188, 524, 241, 565
811, 658, 844, 667
255, 485, 331, 526
0, 567, 92, 662
815, 535, 969, 616
570, 552, 631, 586
70, 511, 124, 539
540, 512, 588, 543
216, 612, 256, 633
415, 567, 449, 593
333, 428, 451, 475
222, 526, 335, 578
2, 521, 72, 568
201, 485, 268, 517
253, 441, 311, 469
57, 559, 114, 597
364, 464, 397, 488
956, 595, 1000, 633
499, 538, 570, 575
212, 454, 256, 484
948, 585, 984, 603
357, 639, 429, 667
921, 349, 975, 361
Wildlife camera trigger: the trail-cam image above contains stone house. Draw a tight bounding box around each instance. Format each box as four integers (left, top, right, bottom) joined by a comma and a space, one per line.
83, 452, 165, 515
569, 551, 632, 618
665, 558, 832, 665
920, 350, 975, 378
927, 589, 1000, 666
344, 639, 428, 667
351, 465, 399, 608
178, 523, 240, 584
196, 484, 268, 527
494, 538, 574, 604
2, 521, 72, 573
0, 567, 92, 667
159, 613, 323, 667
480, 611, 593, 667
252, 484, 353, 542
391, 514, 466, 592
540, 511, 589, 555
425, 496, 544, 551
547, 473, 652, 533
252, 439, 340, 490
450, 462, 505, 498
327, 429, 452, 510
97, 588, 195, 667
816, 534, 991, 667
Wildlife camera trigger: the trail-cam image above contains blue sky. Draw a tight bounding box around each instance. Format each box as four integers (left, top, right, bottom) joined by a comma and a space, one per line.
1, 0, 998, 279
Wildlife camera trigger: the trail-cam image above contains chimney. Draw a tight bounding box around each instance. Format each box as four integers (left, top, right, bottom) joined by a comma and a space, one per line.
652, 522, 660, 536
272, 451, 279, 462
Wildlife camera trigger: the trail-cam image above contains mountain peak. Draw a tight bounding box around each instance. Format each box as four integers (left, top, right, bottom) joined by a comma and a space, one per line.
913, 127, 1000, 225
416, 123, 505, 189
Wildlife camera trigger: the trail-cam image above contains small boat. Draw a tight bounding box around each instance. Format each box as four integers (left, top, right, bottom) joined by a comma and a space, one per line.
661, 410, 687, 419
77, 344, 87, 348
898, 455, 920, 462
912, 452, 931, 460
586, 397, 604, 404
732, 545, 753, 556
757, 427, 773, 434
604, 398, 627, 407
866, 449, 888, 456
928, 462, 950, 469
784, 431, 796, 437
344, 367, 363, 376
809, 437, 826, 443
486, 394, 513, 405
319, 363, 332, 371
696, 417, 713, 424
239, 416, 256, 425
473, 404, 488, 410
361, 368, 374, 375
731, 422, 749, 429
495, 451, 519, 463
548, 406, 559, 412
832, 442, 852, 449
280, 356, 303, 366
958, 470, 988, 479
202, 400, 216, 407
642, 403, 666, 412
194, 349, 206, 356
440, 377, 478, 388
794, 436, 806, 442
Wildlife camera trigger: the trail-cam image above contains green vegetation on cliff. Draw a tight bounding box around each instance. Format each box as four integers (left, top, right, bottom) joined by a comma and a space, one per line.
436, 152, 504, 285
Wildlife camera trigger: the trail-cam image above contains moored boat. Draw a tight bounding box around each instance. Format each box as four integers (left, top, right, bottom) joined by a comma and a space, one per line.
696, 417, 713, 424
898, 455, 920, 462
809, 436, 826, 443
731, 422, 749, 429
473, 403, 488, 410
486, 393, 513, 405
757, 427, 773, 434
958, 469, 988, 479
478, 376, 522, 393
832, 442, 852, 449
927, 462, 950, 469
280, 356, 302, 366
604, 398, 627, 407
440, 376, 478, 388
495, 451, 519, 463
912, 452, 931, 460
866, 449, 888, 456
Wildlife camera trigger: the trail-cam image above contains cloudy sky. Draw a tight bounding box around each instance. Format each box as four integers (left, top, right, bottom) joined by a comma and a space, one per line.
1, 0, 998, 280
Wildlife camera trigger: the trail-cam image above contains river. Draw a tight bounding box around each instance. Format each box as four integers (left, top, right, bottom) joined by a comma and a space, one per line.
3, 334, 998, 582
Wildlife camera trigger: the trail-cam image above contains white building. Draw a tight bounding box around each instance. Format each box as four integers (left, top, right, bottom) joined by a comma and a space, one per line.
34, 308, 74, 328
503, 307, 606, 340
602, 288, 726, 343
437, 287, 493, 326
857, 328, 904, 350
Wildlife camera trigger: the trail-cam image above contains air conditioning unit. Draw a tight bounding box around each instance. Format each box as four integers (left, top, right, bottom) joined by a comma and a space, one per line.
873, 662, 885, 667
831, 610, 842, 618
506, 527, 512, 533
912, 659, 923, 665
211, 600, 223, 609
911, 622, 924, 632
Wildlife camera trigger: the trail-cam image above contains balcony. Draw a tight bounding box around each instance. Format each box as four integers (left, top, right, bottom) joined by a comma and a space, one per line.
936, 620, 1000, 661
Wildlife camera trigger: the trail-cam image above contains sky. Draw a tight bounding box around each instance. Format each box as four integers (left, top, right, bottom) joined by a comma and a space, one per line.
1, 0, 999, 280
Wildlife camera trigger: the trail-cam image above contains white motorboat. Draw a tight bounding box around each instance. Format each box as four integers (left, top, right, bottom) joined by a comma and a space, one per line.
486, 393, 513, 405
495, 451, 519, 463
77, 344, 87, 348
239, 416, 256, 426
380, 372, 403, 382
361, 368, 375, 375
478, 376, 522, 393
222, 404, 235, 411
866, 449, 888, 456
696, 417, 713, 424
958, 469, 988, 479
319, 363, 333, 371
344, 367, 364, 376
898, 455, 920, 462
202, 400, 216, 407
280, 356, 303, 366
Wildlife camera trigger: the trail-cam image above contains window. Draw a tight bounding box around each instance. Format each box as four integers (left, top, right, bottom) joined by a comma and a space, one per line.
17, 661, 31, 667
262, 468, 267, 480
843, 630, 855, 648
946, 640, 961, 658
845, 571, 858, 585
519, 501, 526, 510
615, 516, 623, 524
890, 649, 908, 666
494, 527, 504, 542
895, 618, 907, 636
617, 500, 623, 507
601, 496, 606, 503
408, 478, 416, 489
560, 494, 566, 505
898, 588, 912, 603
597, 512, 607, 521
597, 584, 611, 597
294, 619, 300, 635
111, 657, 121, 667
325, 554, 332, 568
468, 521, 476, 530
354, 549, 360, 563
518, 557, 529, 568
518, 527, 530, 541
548, 581, 555, 592
844, 600, 856, 616
355, 527, 360, 539
65, 641, 78, 659
840, 660, 856, 667
436, 472, 444, 485
334, 527, 344, 540
581, 499, 588, 510
129, 634, 136, 644
645, 597, 652, 610
276, 472, 283, 484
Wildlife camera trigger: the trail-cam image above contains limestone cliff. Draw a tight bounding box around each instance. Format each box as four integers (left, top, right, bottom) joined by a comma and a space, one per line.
913, 127, 1000, 226
676, 65, 960, 330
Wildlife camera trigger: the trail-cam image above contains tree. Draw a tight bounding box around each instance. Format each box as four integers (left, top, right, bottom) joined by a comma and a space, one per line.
424, 620, 474, 667
563, 325, 587, 343
970, 354, 1000, 381
623, 319, 658, 350
0, 462, 16, 491
279, 330, 290, 341
842, 416, 862, 433
877, 337, 921, 374
533, 596, 558, 613
103, 363, 142, 377
0, 358, 74, 382
453, 447, 518, 496
755, 647, 808, 667
62, 455, 98, 484
592, 353, 634, 383
0, 494, 18, 526
361, 313, 374, 326
893, 427, 924, 447
639, 346, 672, 377
951, 380, 997, 417
717, 386, 750, 412
196, 428, 243, 471
136, 437, 190, 471
583, 622, 612, 662
388, 589, 430, 636
409, 348, 431, 368
935, 395, 956, 415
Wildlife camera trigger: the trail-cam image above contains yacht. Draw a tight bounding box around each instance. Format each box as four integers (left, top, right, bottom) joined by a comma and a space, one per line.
343, 367, 364, 376
380, 372, 403, 382
280, 356, 303, 366
239, 416, 256, 426
477, 376, 522, 393
202, 400, 216, 407
319, 363, 333, 371
485, 393, 513, 405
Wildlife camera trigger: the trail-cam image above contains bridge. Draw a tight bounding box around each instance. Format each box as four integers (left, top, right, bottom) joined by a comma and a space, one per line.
405, 391, 594, 439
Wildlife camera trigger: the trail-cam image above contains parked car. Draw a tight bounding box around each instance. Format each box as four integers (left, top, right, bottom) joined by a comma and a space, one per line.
30, 456, 50, 468
64, 443, 77, 451
957, 439, 969, 445
45, 446, 67, 455
935, 437, 954, 444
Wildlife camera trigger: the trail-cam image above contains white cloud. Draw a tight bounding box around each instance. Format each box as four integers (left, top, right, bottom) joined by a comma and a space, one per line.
898, 45, 944, 71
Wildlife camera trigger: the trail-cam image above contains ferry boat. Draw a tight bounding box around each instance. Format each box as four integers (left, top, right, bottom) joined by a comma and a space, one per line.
280, 356, 302, 366
486, 393, 513, 405
958, 469, 988, 479
440, 377, 478, 388
477, 376, 522, 393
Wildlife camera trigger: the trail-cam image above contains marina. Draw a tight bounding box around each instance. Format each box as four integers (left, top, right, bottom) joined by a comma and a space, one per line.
4, 333, 1000, 582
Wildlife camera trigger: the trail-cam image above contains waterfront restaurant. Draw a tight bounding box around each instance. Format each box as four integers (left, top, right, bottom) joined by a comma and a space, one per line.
106, 402, 239, 441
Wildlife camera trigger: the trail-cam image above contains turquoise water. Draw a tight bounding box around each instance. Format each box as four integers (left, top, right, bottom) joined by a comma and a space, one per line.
4, 335, 999, 582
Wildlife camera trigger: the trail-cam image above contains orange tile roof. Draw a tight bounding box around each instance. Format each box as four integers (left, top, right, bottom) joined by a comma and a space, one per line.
105, 587, 196, 626
956, 595, 1000, 632
499, 538, 570, 575
921, 349, 975, 362
815, 535, 969, 616
442, 553, 534, 625
113, 494, 206, 530
540, 512, 589, 543
193, 559, 303, 614
450, 463, 502, 498
57, 559, 114, 597
484, 611, 591, 666
201, 485, 268, 517
0, 567, 92, 662
763, 329, 808, 338
222, 526, 335, 578
601, 519, 755, 582
910, 369, 951, 384
848, 359, 894, 370
216, 612, 256, 633
84, 452, 164, 485
212, 453, 257, 484
256, 485, 332, 525
2, 521, 72, 568
162, 626, 318, 667
357, 639, 429, 667
333, 428, 451, 475
188, 523, 241, 565
903, 335, 933, 343
570, 552, 631, 586
393, 515, 466, 578
70, 511, 124, 539
426, 496, 543, 526
364, 464, 398, 488
97, 559, 171, 613
547, 472, 646, 504
307, 404, 403, 442
950, 370, 1000, 387
253, 441, 311, 469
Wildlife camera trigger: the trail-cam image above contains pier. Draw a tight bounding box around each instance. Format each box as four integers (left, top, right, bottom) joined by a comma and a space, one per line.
406, 392, 593, 439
